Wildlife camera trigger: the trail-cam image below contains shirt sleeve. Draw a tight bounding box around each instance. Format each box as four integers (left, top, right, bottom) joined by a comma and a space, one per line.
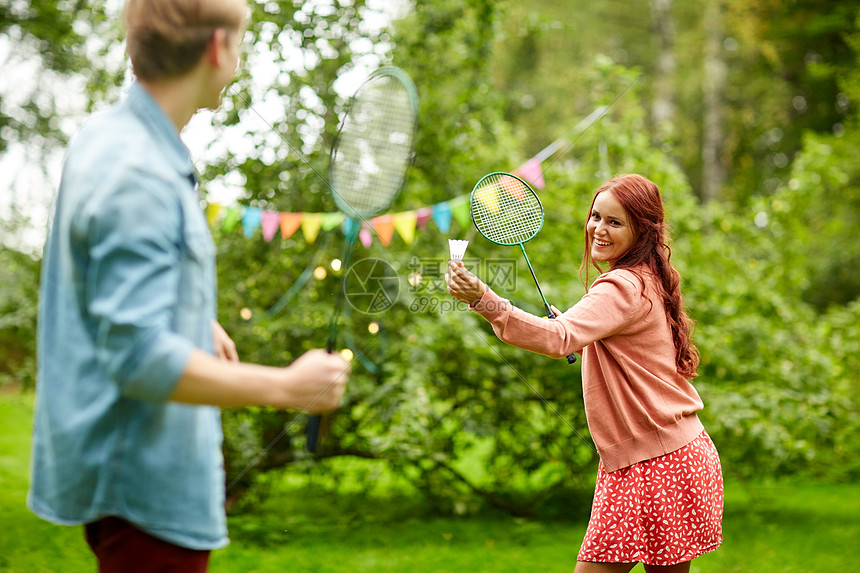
75, 169, 195, 404
471, 270, 645, 358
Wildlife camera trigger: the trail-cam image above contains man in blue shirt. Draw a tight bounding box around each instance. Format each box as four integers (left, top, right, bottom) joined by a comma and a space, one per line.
28, 0, 350, 570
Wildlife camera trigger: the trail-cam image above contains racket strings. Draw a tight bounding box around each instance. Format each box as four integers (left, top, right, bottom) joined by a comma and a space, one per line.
471, 174, 543, 245
331, 76, 416, 218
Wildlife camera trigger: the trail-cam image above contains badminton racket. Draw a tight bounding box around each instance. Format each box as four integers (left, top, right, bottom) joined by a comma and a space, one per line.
306, 66, 419, 452
470, 172, 577, 364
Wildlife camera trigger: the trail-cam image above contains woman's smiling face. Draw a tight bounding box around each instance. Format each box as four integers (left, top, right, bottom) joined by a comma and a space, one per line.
587, 190, 635, 266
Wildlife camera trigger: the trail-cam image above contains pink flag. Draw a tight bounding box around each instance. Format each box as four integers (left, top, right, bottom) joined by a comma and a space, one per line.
359, 227, 373, 247
415, 207, 433, 229
261, 210, 281, 242
513, 158, 545, 190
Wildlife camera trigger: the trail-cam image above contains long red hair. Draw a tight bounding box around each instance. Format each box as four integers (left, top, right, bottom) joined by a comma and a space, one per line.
580, 174, 700, 378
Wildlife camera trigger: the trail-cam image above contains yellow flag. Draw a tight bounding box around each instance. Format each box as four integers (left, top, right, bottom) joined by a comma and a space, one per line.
206, 203, 223, 227
473, 185, 499, 214
392, 211, 418, 245
302, 213, 323, 243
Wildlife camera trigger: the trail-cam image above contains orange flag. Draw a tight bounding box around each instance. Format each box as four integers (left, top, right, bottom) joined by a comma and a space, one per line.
280, 212, 302, 239
371, 215, 395, 246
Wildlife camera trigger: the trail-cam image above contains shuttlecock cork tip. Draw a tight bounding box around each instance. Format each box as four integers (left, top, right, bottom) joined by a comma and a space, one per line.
448, 239, 469, 262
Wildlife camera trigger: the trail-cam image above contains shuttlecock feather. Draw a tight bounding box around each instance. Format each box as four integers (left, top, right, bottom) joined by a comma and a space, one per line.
448, 239, 469, 262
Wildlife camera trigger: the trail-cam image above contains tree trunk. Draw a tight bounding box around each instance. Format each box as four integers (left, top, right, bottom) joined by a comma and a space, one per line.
701, 0, 727, 202
650, 0, 677, 134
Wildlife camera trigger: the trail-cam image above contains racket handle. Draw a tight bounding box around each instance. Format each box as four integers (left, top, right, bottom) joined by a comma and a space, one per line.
306, 415, 322, 453
307, 336, 337, 452
545, 305, 577, 365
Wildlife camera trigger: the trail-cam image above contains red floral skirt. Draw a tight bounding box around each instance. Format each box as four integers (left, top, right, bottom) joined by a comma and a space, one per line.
577, 430, 724, 566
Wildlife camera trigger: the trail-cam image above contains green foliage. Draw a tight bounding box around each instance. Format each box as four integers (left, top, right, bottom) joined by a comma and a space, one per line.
0, 239, 40, 389
0, 0, 124, 152
0, 0, 857, 518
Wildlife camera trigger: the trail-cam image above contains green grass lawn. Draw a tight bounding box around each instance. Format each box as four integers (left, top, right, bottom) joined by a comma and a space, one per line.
2, 392, 857, 572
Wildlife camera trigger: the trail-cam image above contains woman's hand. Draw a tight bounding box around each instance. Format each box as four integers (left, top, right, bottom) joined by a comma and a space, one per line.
445, 261, 487, 306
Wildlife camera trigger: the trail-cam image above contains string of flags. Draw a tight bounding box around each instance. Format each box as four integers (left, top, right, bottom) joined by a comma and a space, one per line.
205, 194, 472, 247
204, 141, 556, 247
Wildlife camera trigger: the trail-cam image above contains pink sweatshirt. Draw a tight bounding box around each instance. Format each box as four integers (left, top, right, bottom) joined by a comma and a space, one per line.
471, 265, 704, 472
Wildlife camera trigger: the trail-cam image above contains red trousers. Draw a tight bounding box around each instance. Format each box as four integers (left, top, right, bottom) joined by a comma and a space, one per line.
85, 516, 210, 573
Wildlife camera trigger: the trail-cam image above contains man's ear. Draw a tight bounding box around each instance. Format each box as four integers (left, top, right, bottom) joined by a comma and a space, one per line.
207, 28, 228, 67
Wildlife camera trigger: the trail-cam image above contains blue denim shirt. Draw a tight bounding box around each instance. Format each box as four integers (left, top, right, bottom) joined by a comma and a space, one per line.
28, 83, 228, 550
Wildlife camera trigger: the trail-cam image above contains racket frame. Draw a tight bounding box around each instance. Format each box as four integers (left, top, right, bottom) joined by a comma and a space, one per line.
469, 171, 577, 364
307, 66, 419, 453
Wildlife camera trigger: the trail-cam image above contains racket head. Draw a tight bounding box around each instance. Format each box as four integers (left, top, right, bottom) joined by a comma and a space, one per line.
470, 172, 544, 246
329, 66, 419, 220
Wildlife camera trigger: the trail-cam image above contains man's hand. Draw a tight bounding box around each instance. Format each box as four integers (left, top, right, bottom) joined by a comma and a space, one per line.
280, 349, 350, 414
211, 320, 238, 362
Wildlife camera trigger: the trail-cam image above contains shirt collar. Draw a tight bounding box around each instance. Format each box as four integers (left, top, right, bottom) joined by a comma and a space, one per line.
126, 82, 197, 185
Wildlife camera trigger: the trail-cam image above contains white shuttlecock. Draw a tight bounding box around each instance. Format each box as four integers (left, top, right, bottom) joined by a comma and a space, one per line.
448, 239, 469, 262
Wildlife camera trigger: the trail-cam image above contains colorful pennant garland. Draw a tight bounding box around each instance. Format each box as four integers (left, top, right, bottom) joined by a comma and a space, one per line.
206, 152, 553, 247
205, 193, 474, 247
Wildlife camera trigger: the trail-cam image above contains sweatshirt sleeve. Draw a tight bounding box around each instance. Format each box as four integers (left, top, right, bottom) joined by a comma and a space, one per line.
471, 270, 646, 358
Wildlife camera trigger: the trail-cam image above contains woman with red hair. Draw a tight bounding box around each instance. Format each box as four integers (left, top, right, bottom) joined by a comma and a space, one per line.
447, 174, 723, 572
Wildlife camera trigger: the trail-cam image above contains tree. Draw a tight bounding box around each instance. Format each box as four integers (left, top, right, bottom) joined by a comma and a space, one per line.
0, 0, 123, 152
0, 1, 126, 252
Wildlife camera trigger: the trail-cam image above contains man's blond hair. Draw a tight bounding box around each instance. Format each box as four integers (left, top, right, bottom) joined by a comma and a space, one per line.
124, 0, 246, 81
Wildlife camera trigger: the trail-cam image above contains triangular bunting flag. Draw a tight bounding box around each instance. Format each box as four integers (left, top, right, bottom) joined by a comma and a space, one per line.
359, 227, 373, 247
280, 212, 302, 239
500, 174, 527, 201
302, 212, 323, 243
321, 212, 345, 231
372, 215, 395, 246
512, 158, 545, 190
206, 203, 223, 227
261, 210, 281, 242
450, 196, 471, 229
392, 211, 418, 245
343, 217, 359, 238
473, 185, 500, 214
222, 206, 241, 232
242, 207, 262, 238
415, 206, 433, 229
432, 202, 452, 233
